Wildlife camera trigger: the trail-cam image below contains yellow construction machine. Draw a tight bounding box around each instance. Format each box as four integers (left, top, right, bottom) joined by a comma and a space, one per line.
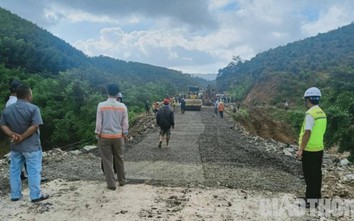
185, 86, 202, 111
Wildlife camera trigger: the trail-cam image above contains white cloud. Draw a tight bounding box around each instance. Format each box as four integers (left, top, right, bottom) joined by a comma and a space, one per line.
301, 5, 354, 36
1, 0, 354, 74
74, 28, 216, 68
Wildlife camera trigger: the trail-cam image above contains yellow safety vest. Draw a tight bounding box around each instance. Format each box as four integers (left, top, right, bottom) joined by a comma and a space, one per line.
298, 106, 327, 151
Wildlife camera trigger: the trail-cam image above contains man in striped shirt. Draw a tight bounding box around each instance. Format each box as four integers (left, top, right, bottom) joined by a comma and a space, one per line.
95, 84, 129, 190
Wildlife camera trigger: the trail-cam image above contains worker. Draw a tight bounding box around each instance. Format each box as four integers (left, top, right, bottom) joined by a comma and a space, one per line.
156, 99, 175, 148
117, 93, 123, 102
145, 100, 150, 114
296, 87, 327, 209
180, 98, 186, 114
214, 99, 218, 116
218, 100, 225, 118
170, 97, 176, 112
153, 101, 160, 115
284, 100, 289, 110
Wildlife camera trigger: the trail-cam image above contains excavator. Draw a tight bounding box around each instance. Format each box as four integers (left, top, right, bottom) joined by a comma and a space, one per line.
184, 86, 202, 111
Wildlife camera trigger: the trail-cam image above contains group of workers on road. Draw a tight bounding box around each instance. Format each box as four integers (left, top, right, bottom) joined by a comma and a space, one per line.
1, 81, 326, 211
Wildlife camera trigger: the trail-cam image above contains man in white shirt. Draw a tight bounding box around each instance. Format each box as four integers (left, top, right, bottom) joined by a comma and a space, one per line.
6, 81, 21, 107
95, 84, 129, 190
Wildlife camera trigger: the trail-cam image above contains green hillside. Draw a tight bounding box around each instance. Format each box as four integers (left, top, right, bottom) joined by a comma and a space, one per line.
217, 23, 354, 102
0, 8, 88, 74
0, 7, 205, 88
216, 23, 354, 160
0, 7, 205, 150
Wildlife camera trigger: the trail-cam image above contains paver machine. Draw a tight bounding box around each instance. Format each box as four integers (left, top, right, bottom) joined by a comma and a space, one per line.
184, 86, 202, 111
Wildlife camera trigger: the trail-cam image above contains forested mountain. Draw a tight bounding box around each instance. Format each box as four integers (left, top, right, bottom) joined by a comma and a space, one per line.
90, 56, 207, 90
0, 7, 205, 150
191, 74, 217, 81
216, 22, 354, 160
0, 7, 204, 89
1, 6, 353, 160
216, 22, 354, 103
0, 8, 88, 74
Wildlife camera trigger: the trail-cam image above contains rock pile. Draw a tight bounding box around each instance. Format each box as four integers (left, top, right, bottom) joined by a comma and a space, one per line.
127, 113, 157, 142
227, 114, 354, 199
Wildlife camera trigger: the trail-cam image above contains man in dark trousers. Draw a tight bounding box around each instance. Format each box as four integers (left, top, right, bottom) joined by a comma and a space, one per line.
145, 100, 150, 114
296, 87, 327, 209
180, 98, 186, 114
156, 98, 175, 148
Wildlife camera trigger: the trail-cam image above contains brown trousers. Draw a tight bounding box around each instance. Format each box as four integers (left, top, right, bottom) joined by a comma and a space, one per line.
98, 138, 126, 188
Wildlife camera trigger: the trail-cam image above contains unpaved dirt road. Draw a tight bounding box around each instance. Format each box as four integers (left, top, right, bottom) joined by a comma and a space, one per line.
0, 106, 312, 220
124, 106, 303, 193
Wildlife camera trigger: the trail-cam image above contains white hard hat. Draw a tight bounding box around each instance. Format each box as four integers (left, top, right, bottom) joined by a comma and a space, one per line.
304, 87, 321, 98
118, 92, 123, 98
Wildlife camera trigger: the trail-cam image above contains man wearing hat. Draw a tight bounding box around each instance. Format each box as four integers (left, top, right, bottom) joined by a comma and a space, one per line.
156, 98, 175, 148
117, 92, 123, 102
296, 87, 327, 208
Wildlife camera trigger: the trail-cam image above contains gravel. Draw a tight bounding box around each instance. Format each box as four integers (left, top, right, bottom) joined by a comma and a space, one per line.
0, 106, 304, 197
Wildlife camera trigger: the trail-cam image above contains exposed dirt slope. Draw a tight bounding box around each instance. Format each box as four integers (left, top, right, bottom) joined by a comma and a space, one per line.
243, 75, 279, 106
231, 106, 298, 145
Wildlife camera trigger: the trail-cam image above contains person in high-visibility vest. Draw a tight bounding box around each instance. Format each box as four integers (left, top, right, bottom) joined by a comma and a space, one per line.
296, 87, 327, 209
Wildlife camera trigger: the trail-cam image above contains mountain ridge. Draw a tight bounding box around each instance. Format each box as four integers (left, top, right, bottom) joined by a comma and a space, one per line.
216, 22, 354, 105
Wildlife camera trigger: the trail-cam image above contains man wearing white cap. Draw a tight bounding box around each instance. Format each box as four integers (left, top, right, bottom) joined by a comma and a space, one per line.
296, 87, 327, 208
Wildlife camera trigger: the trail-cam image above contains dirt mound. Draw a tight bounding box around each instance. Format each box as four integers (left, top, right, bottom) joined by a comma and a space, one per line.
229, 106, 297, 145
127, 113, 157, 141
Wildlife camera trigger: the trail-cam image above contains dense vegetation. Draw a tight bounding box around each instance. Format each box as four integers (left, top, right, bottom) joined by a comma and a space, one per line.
217, 23, 354, 160
0, 8, 206, 151
217, 23, 354, 100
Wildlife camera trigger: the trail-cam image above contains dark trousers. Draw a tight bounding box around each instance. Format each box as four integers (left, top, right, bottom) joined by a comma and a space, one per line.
302, 150, 323, 199
219, 111, 223, 118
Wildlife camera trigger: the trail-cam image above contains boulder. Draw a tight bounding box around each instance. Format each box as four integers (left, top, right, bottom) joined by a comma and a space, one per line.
285, 147, 295, 154
341, 174, 354, 184
283, 149, 293, 157
82, 145, 98, 153
70, 150, 82, 155
340, 159, 350, 167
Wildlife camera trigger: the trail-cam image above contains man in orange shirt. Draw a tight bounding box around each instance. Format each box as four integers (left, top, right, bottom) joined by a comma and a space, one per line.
218, 101, 225, 118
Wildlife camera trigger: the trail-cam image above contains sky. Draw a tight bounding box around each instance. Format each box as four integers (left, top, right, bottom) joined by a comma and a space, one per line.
0, 0, 353, 74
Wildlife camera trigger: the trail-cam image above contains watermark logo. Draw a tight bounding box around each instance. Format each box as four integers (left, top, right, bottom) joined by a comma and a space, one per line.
258, 196, 354, 218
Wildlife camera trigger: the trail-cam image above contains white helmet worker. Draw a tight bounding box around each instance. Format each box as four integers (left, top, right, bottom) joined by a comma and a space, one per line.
304, 87, 321, 98
117, 92, 123, 102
